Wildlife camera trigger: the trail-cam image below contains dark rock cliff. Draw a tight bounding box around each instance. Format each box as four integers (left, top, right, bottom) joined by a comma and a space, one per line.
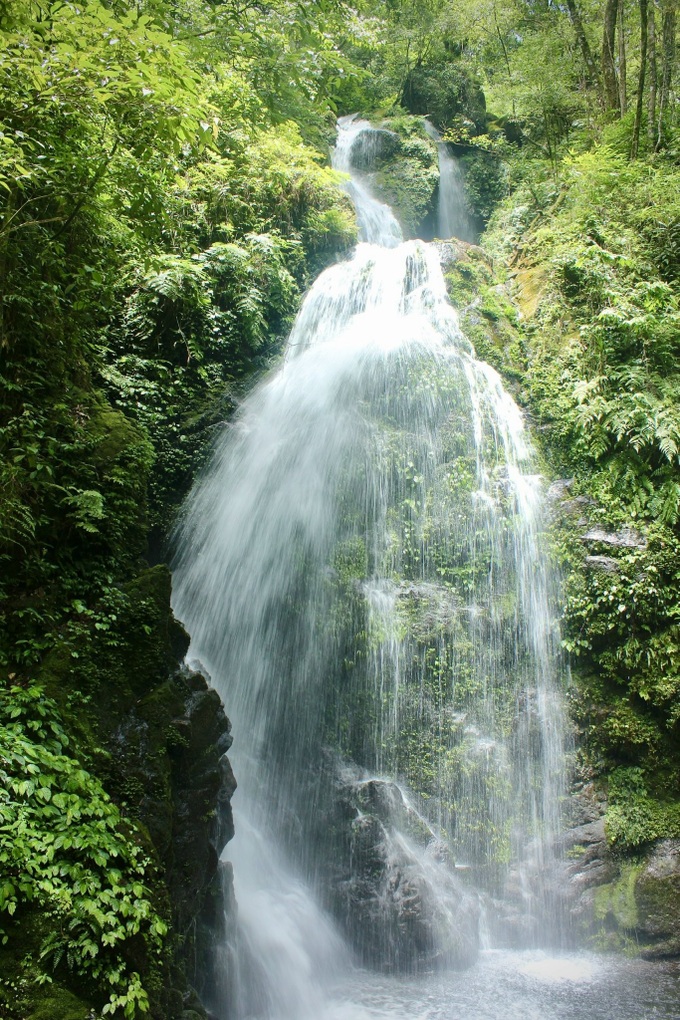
1, 565, 236, 1020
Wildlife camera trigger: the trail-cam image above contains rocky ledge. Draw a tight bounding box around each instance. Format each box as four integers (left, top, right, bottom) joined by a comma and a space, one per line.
559, 786, 680, 958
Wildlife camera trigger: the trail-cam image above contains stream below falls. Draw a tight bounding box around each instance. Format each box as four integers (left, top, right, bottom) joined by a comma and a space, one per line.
311, 952, 680, 1020
172, 116, 680, 1019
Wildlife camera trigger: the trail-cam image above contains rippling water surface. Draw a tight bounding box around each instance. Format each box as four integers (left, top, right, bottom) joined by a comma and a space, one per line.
323, 952, 680, 1020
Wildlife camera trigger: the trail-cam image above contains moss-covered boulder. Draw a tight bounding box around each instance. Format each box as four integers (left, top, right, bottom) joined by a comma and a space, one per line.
401, 62, 487, 134
635, 841, 680, 958
372, 125, 440, 237
344, 117, 440, 238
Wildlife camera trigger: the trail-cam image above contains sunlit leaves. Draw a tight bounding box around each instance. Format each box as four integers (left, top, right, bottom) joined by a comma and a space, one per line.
0, 0, 211, 238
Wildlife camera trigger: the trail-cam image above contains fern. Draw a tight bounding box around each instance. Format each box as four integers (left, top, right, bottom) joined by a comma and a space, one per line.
649, 480, 680, 526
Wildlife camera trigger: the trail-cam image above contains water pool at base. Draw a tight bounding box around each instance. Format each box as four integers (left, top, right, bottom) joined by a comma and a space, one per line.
321, 952, 680, 1020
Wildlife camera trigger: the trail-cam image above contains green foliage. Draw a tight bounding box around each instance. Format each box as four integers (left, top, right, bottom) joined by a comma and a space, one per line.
458, 150, 508, 224
488, 146, 680, 526
175, 121, 356, 274
1, 0, 678, 995
0, 400, 154, 671
369, 120, 440, 236
401, 60, 487, 133
481, 139, 680, 854
0, 683, 168, 1017
605, 768, 680, 851
0, 0, 360, 1011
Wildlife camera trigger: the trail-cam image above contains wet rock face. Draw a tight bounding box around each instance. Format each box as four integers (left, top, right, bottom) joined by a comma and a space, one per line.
434, 238, 480, 271
325, 776, 479, 971
553, 786, 680, 960
557, 782, 616, 935
584, 554, 620, 573
348, 127, 400, 171
635, 841, 680, 958
105, 644, 236, 1009
581, 526, 648, 550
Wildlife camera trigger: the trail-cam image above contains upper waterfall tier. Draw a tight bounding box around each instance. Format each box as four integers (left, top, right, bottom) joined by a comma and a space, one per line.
423, 119, 477, 243
333, 115, 403, 247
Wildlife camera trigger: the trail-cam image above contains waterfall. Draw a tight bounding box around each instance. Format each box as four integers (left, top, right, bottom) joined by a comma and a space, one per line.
423, 120, 477, 243
172, 116, 568, 1019
332, 115, 403, 248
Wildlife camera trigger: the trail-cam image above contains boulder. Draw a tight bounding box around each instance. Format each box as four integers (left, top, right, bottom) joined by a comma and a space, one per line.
326, 775, 479, 971
635, 840, 680, 958
434, 238, 479, 272
581, 526, 647, 549
584, 555, 620, 573
348, 127, 400, 171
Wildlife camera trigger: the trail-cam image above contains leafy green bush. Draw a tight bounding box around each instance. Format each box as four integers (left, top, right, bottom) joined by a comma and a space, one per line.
401, 61, 487, 133
606, 768, 680, 850
0, 684, 168, 1017
479, 142, 680, 850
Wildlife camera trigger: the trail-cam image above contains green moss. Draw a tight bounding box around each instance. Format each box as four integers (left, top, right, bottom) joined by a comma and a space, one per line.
636, 865, 680, 940
27, 986, 92, 1020
332, 536, 368, 584
354, 117, 440, 237
458, 150, 508, 223
443, 253, 526, 383
605, 769, 680, 851
594, 863, 641, 930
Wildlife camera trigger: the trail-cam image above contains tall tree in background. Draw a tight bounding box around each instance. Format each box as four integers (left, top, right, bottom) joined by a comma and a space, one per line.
648, 0, 658, 146
618, 0, 628, 112
565, 0, 601, 88
631, 0, 649, 155
602, 0, 621, 111
656, 0, 677, 147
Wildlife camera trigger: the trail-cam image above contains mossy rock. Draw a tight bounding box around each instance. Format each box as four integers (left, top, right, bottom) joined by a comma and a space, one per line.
87, 403, 151, 467
27, 986, 92, 1020
594, 862, 641, 931
635, 840, 680, 957
440, 249, 526, 382
344, 116, 439, 238
372, 132, 439, 238
401, 61, 487, 133
514, 264, 549, 320
122, 564, 190, 690
348, 126, 400, 170
588, 841, 680, 957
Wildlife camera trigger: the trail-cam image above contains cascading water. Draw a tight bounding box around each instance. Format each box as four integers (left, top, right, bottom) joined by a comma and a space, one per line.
172, 117, 574, 1020
332, 115, 403, 248
423, 120, 477, 243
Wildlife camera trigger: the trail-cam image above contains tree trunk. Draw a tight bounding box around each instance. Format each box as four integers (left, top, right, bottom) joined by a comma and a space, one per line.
648, 1, 658, 146
657, 0, 677, 148
618, 0, 628, 112
602, 0, 621, 112
565, 0, 601, 86
631, 0, 649, 157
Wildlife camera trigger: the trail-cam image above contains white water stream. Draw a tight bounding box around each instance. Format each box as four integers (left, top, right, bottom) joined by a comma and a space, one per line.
422, 120, 477, 243
170, 118, 674, 1020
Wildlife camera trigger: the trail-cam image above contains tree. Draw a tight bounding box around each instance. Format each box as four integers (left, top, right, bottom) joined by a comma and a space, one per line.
631, 0, 649, 156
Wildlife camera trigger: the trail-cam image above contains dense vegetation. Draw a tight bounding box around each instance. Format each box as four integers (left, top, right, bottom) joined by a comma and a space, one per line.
2, 0, 680, 1013
478, 132, 680, 856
